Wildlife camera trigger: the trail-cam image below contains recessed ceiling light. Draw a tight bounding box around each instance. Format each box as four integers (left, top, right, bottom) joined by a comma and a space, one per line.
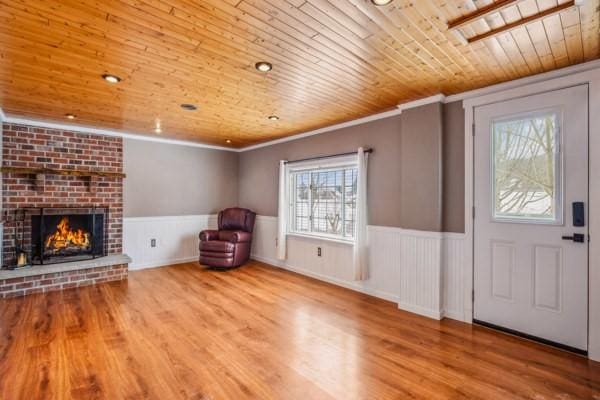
226, 139, 232, 144
255, 61, 273, 72
180, 103, 198, 111
371, 0, 393, 5
102, 74, 122, 83
65, 113, 76, 120
268, 115, 280, 121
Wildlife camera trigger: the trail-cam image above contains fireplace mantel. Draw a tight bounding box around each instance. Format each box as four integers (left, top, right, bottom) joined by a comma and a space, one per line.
0, 166, 126, 178
1, 166, 126, 193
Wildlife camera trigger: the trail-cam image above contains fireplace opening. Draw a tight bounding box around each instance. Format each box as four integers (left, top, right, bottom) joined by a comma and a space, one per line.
26, 207, 108, 265
44, 216, 91, 254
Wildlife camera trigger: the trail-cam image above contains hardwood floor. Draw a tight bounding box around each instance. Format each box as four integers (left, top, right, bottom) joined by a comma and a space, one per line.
0, 261, 599, 400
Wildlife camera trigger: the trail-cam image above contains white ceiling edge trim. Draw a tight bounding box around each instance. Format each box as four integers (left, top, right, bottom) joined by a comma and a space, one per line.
1, 115, 234, 152
445, 58, 600, 103
398, 94, 446, 111
239, 107, 404, 152
0, 108, 6, 122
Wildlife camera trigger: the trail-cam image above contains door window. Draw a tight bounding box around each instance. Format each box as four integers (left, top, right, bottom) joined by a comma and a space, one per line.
491, 110, 562, 223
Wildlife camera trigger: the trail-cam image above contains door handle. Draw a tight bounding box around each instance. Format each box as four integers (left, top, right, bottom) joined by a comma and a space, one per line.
562, 233, 585, 243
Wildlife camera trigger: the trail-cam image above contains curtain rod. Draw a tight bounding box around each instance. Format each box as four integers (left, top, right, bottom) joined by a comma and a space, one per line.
283, 148, 373, 165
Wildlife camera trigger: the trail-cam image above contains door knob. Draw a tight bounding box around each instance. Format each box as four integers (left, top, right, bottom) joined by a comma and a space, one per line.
562, 234, 585, 243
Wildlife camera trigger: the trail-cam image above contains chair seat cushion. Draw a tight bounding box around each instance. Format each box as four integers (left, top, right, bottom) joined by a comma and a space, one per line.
200, 240, 235, 253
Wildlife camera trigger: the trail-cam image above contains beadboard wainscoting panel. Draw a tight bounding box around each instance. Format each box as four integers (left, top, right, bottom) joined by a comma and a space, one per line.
249, 216, 468, 321
397, 230, 443, 319
250, 216, 280, 266
443, 233, 469, 322
124, 215, 217, 270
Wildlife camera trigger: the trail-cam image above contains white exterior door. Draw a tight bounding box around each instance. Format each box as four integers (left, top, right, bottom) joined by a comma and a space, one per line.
473, 85, 589, 352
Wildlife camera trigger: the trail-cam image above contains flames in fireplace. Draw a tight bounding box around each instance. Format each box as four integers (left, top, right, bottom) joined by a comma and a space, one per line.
45, 217, 91, 253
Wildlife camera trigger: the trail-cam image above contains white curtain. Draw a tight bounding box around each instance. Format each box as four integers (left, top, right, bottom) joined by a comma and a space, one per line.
353, 147, 369, 281
277, 160, 288, 260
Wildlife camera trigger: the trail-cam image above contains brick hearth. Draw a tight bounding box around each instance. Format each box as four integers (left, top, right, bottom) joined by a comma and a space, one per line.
0, 254, 130, 298
1, 123, 128, 296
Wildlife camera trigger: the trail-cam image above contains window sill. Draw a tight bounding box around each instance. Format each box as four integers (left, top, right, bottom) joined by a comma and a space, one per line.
286, 232, 354, 246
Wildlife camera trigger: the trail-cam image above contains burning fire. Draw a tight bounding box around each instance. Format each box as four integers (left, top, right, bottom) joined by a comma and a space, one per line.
45, 217, 90, 252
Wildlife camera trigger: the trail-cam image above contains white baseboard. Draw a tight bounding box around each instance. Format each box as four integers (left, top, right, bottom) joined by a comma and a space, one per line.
250, 254, 282, 267
128, 256, 199, 271
283, 262, 400, 303
398, 302, 443, 320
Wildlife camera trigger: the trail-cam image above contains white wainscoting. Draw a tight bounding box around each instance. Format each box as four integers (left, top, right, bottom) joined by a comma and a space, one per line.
442, 233, 468, 321
123, 215, 217, 270
250, 215, 468, 322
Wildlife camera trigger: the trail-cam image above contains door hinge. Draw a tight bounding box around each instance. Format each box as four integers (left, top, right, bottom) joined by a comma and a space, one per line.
472, 290, 475, 302
472, 206, 475, 219
472, 123, 476, 136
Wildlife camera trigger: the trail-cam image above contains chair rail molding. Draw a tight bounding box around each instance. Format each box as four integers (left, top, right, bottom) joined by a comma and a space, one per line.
250, 215, 468, 321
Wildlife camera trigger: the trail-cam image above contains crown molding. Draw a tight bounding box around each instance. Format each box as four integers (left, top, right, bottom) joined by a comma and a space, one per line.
1, 115, 236, 152
397, 94, 446, 111
445, 58, 600, 103
239, 107, 404, 152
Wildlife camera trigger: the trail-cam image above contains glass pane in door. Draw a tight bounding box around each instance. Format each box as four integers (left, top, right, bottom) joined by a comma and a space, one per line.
492, 110, 561, 223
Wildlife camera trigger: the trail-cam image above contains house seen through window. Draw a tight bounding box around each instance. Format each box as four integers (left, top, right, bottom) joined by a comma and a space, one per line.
290, 166, 358, 240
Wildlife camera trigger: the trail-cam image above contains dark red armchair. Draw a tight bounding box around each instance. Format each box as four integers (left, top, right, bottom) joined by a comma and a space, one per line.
199, 208, 256, 269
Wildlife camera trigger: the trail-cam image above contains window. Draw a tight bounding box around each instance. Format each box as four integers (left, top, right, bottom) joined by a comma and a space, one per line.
289, 165, 358, 240
491, 110, 562, 223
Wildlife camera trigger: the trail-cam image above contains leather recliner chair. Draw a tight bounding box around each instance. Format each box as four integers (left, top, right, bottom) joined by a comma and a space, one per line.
199, 207, 256, 268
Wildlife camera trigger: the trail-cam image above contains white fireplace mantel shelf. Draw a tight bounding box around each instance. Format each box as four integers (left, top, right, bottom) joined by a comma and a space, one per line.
0, 254, 131, 280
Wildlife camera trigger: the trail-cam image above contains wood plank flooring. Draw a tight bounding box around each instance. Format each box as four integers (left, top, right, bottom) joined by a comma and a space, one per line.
0, 261, 599, 399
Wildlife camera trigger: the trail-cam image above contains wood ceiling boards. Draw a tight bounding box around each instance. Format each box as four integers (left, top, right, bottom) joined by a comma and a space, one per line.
0, 0, 598, 147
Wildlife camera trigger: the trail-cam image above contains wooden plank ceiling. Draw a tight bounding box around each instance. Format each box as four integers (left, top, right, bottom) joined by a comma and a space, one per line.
0, 0, 598, 147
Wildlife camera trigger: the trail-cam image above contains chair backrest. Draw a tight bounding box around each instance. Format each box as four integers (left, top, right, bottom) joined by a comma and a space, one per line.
218, 208, 256, 233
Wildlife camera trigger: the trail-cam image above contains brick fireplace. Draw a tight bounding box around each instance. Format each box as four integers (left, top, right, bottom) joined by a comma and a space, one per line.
0, 123, 130, 298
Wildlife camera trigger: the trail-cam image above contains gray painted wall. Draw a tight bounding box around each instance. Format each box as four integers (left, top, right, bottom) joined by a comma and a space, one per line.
238, 114, 404, 227
237, 101, 465, 232
399, 102, 443, 232
123, 139, 239, 217
124, 101, 465, 233
443, 101, 465, 233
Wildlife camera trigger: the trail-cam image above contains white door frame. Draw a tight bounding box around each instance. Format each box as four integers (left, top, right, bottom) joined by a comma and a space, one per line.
462, 62, 600, 361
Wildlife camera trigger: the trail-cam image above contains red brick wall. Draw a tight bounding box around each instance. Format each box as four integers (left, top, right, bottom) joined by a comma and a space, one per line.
0, 264, 128, 298
2, 123, 124, 266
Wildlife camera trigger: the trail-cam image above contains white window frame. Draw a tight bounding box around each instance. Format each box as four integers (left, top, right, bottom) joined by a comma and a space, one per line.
489, 107, 564, 225
286, 155, 358, 243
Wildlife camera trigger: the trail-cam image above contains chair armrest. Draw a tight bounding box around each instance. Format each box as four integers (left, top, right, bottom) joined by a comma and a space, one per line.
199, 230, 219, 241
219, 230, 252, 243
